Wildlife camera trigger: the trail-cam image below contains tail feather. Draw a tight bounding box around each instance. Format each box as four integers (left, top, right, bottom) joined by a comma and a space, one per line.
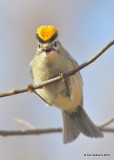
62, 106, 103, 144
62, 111, 80, 143
77, 106, 103, 138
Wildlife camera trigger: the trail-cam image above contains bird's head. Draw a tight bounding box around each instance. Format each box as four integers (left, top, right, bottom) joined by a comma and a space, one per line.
35, 25, 61, 56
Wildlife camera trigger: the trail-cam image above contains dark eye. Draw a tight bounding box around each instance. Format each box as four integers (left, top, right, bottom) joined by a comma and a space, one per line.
54, 41, 57, 47
38, 44, 40, 48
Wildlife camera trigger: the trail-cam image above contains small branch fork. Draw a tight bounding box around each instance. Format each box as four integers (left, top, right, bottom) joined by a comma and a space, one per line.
0, 39, 114, 136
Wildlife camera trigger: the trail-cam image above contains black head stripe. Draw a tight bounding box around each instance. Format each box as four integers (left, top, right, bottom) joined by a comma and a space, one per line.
35, 32, 58, 43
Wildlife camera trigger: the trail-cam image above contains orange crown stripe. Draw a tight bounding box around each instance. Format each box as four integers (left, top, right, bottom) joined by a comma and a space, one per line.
36, 25, 57, 41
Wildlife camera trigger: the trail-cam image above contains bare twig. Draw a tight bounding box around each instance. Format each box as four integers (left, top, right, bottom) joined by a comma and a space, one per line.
0, 117, 113, 137
0, 127, 113, 137
14, 118, 35, 129
100, 128, 114, 133
0, 39, 114, 98
0, 128, 62, 137
98, 117, 114, 128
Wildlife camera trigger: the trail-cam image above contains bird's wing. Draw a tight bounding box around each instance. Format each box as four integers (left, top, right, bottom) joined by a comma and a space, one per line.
65, 50, 83, 85
64, 78, 72, 99
29, 60, 34, 79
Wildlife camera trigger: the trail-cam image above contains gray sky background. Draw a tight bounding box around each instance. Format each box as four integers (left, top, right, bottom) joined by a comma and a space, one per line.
0, 0, 114, 159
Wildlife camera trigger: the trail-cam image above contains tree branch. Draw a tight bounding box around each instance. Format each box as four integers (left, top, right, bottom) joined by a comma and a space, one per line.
0, 39, 114, 98
14, 118, 35, 129
0, 117, 114, 137
98, 117, 114, 128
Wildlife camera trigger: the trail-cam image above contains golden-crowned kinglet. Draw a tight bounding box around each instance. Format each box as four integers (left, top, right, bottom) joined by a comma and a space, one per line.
30, 25, 103, 144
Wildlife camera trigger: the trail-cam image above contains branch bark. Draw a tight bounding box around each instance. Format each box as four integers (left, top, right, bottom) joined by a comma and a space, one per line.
0, 39, 114, 98
0, 117, 114, 137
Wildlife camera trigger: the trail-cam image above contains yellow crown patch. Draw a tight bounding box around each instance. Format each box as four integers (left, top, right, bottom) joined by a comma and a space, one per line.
36, 25, 57, 42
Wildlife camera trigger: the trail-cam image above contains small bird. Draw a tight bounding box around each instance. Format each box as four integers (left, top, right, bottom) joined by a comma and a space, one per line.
30, 25, 103, 144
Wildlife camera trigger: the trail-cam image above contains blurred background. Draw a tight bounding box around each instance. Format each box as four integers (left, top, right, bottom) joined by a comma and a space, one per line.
0, 0, 114, 159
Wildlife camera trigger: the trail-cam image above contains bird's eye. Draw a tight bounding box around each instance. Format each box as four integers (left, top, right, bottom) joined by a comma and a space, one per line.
54, 41, 57, 47
38, 44, 40, 48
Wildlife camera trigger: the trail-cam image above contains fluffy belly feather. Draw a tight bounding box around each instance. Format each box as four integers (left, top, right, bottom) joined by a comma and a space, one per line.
36, 75, 82, 112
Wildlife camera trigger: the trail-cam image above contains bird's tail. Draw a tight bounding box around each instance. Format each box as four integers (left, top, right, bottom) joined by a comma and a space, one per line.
62, 105, 103, 144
